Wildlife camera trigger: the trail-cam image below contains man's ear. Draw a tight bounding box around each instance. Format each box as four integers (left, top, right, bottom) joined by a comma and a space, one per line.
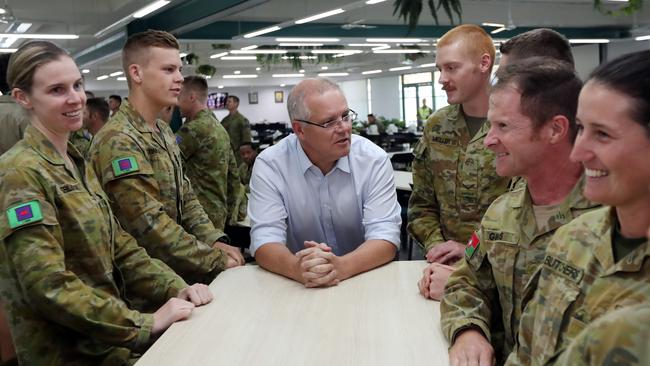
547, 115, 571, 144
479, 53, 492, 74
291, 120, 304, 137
128, 64, 142, 84
11, 88, 32, 110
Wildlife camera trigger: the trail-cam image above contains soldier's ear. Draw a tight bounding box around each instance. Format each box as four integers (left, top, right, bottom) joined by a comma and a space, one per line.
547, 115, 570, 144
11, 88, 32, 110
128, 64, 142, 84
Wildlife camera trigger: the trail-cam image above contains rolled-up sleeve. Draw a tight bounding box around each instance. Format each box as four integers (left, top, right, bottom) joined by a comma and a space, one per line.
248, 157, 288, 256
362, 156, 401, 248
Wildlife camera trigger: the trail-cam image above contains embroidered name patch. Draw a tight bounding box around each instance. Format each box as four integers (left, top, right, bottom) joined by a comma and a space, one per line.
465, 232, 480, 259
111, 156, 139, 177
543, 254, 584, 283
7, 201, 43, 229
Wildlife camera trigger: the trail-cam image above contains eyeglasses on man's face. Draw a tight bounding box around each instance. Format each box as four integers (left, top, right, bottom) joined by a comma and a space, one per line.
295, 109, 357, 129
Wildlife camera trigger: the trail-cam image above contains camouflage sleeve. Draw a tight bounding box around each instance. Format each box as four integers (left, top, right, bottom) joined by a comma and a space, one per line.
175, 124, 198, 160
226, 147, 246, 224
0, 168, 153, 350
241, 117, 251, 144
179, 175, 227, 245
112, 221, 188, 308
441, 229, 498, 345
505, 269, 542, 366
407, 137, 445, 252
550, 305, 650, 366
91, 134, 227, 284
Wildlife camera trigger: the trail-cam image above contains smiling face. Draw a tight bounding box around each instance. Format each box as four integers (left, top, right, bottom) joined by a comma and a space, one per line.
570, 81, 650, 208
485, 86, 548, 178
293, 88, 352, 173
14, 56, 85, 135
131, 46, 183, 109
436, 41, 490, 105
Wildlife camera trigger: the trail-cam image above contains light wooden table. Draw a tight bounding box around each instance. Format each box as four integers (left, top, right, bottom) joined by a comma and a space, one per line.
137, 261, 449, 366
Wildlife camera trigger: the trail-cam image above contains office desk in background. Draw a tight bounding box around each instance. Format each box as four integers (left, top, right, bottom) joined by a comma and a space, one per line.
137, 261, 449, 366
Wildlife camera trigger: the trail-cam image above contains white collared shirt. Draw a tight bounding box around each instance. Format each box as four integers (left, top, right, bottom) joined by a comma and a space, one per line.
249, 134, 401, 256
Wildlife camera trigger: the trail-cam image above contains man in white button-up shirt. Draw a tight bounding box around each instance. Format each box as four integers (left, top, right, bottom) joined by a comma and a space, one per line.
249, 78, 401, 288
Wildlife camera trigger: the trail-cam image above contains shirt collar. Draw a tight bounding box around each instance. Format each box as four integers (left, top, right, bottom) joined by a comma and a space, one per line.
119, 100, 163, 134
295, 136, 351, 175
22, 125, 65, 165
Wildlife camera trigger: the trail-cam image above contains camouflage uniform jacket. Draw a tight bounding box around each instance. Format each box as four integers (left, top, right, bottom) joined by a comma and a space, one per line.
176, 109, 246, 230
0, 95, 30, 156
89, 101, 228, 284
239, 160, 253, 191
0, 125, 187, 365
407, 104, 510, 253
552, 304, 650, 366
220, 111, 251, 164
441, 176, 599, 361
506, 207, 650, 366
69, 128, 92, 158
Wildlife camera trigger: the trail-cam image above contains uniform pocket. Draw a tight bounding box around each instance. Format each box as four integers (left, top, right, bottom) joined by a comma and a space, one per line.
534, 279, 581, 361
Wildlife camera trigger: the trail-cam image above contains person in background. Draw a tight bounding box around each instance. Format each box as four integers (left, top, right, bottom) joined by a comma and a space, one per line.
417, 98, 433, 123
89, 30, 241, 287
506, 49, 650, 366
108, 94, 122, 117
221, 95, 251, 164
249, 78, 401, 288
238, 141, 258, 189
176, 75, 246, 237
440, 58, 598, 366
0, 53, 30, 157
0, 39, 213, 366
69, 97, 109, 156
157, 104, 175, 124
407, 24, 510, 267
366, 113, 385, 135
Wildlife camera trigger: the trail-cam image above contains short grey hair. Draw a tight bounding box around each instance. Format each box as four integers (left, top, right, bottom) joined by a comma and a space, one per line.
287, 78, 343, 121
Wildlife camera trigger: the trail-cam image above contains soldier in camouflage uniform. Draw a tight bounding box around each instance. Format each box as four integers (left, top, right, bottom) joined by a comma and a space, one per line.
506, 50, 650, 366
221, 95, 251, 164
238, 141, 257, 190
551, 304, 650, 366
69, 127, 92, 157
0, 54, 29, 157
176, 75, 247, 234
407, 25, 510, 266
0, 40, 213, 366
89, 31, 243, 286
440, 59, 597, 365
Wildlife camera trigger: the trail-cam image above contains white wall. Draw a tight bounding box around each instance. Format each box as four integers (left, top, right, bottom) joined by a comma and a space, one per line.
211, 85, 291, 124
338, 79, 369, 118
607, 39, 650, 60
369, 76, 401, 120
572, 44, 600, 80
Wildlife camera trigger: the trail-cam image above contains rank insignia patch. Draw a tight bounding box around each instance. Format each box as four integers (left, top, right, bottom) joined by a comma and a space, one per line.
112, 156, 139, 177
7, 201, 43, 229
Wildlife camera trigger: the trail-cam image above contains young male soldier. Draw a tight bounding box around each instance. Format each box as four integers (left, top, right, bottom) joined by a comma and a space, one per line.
238, 142, 257, 188
90, 30, 243, 286
221, 95, 251, 163
176, 75, 247, 234
407, 24, 510, 264
70, 97, 110, 156
440, 58, 599, 365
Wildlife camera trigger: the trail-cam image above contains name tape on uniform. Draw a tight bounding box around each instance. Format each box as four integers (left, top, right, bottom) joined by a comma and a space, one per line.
543, 255, 584, 283
7, 200, 43, 229
112, 156, 139, 177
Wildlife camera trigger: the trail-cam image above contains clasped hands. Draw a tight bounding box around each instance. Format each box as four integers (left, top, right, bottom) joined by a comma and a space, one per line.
295, 240, 343, 288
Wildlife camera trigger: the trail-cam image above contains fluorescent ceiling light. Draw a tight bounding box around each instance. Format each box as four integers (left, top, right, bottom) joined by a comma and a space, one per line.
419, 63, 436, 68
244, 26, 281, 39
0, 8, 5, 14
372, 45, 391, 51
223, 74, 258, 79
205, 76, 212, 79
272, 73, 304, 77
0, 33, 78, 39
133, 1, 170, 18
366, 38, 425, 43
16, 23, 32, 33
234, 70, 241, 74
389, 66, 412, 71
279, 43, 324, 47
179, 52, 188, 58
241, 45, 258, 50
635, 35, 650, 41
318, 72, 349, 77
569, 39, 610, 43
96, 75, 109, 80
109, 71, 123, 77
276, 37, 340, 42
295, 8, 345, 24
220, 56, 257, 60
417, 43, 431, 47
299, 69, 305, 73
362, 69, 382, 75
218, 85, 224, 89
366, 0, 387, 3
321, 66, 328, 70
117, 77, 127, 81
491, 27, 507, 34
82, 69, 90, 74
348, 43, 388, 47
230, 49, 288, 54
373, 49, 427, 54
282, 55, 318, 60
311, 49, 361, 54
0, 48, 16, 53
256, 67, 261, 71
0, 37, 17, 48
210, 52, 229, 59
482, 22, 505, 27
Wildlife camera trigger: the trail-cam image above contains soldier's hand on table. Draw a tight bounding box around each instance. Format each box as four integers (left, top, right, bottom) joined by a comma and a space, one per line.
449, 329, 495, 366
296, 241, 339, 288
213, 241, 245, 267
426, 240, 465, 265
177, 284, 213, 306
152, 298, 196, 336
418, 262, 455, 300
